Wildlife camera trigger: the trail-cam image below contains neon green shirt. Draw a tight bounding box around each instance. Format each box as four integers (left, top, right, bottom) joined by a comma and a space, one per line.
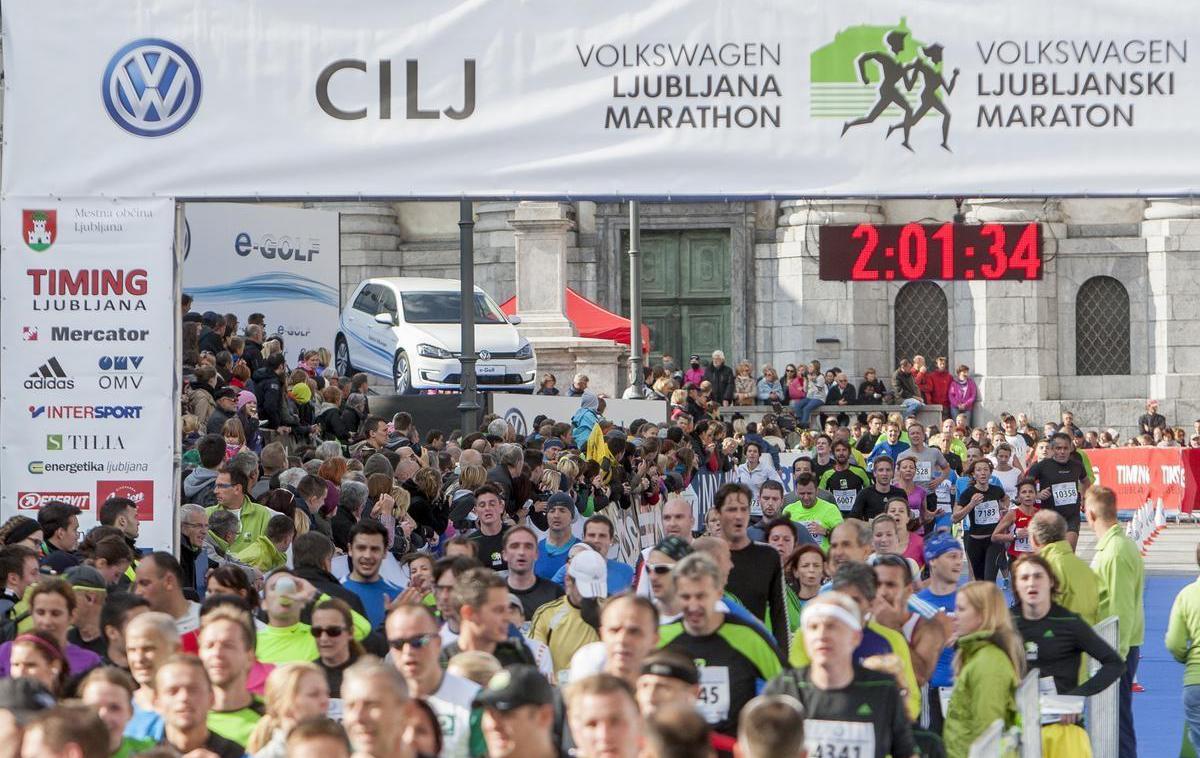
782, 498, 844, 550
1166, 577, 1200, 686
1091, 524, 1146, 657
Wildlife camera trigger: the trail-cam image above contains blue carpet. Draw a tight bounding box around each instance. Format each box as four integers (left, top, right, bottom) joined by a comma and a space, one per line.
1135, 575, 1194, 758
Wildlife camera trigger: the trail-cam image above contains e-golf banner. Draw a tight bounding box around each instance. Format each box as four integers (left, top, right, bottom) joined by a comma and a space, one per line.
184, 203, 341, 357
3, 0, 1200, 198
0, 198, 178, 551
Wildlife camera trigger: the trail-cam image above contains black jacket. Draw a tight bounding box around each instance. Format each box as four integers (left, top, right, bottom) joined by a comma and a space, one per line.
295, 565, 368, 617
241, 340, 264, 373
825, 383, 857, 405
487, 465, 517, 514
404, 481, 448, 536
704, 363, 735, 404
206, 406, 235, 435
199, 327, 225, 356
858, 378, 887, 404
252, 366, 296, 429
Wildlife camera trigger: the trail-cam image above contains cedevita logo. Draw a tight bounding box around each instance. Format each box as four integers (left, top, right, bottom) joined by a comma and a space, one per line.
812, 18, 959, 151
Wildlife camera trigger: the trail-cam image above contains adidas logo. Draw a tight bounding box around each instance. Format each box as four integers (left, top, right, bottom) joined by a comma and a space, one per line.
1043, 629, 1055, 639
25, 357, 74, 390
856, 703, 873, 716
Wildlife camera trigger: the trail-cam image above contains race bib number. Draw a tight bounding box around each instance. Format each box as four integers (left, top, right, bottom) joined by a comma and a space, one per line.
750, 498, 762, 518
833, 489, 856, 511
1014, 533, 1032, 552
805, 719, 876, 758
938, 686, 954, 717
327, 698, 344, 722
437, 712, 458, 737
974, 500, 1002, 525
1052, 481, 1079, 507
915, 461, 933, 482
696, 666, 731, 724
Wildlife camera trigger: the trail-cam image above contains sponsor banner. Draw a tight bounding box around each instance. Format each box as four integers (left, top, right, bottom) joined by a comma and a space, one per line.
490, 393, 667, 436
1087, 447, 1200, 513
5, 1, 1200, 198
1, 197, 177, 550
183, 203, 341, 357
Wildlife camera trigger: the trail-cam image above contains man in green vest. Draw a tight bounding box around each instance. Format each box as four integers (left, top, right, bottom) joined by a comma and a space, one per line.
1030, 509, 1099, 624
205, 464, 271, 554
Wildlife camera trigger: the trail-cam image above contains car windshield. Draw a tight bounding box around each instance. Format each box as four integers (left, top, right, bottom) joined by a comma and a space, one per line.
400, 291, 508, 324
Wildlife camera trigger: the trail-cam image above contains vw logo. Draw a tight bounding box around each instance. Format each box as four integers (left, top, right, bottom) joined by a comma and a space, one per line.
102, 38, 202, 137
478, 350, 491, 361
503, 407, 527, 436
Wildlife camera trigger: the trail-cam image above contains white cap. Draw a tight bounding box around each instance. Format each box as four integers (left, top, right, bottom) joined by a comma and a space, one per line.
567, 549, 608, 599
567, 641, 609, 684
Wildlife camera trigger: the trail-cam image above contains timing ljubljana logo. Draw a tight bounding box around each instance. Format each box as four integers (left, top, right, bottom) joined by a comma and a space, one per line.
23, 210, 56, 252
812, 19, 959, 151
102, 38, 202, 137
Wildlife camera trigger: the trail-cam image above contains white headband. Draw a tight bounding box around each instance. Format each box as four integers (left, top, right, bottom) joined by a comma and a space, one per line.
800, 602, 862, 632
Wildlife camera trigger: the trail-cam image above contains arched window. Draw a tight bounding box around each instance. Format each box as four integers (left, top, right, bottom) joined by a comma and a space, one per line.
894, 282, 949, 366
1076, 276, 1130, 375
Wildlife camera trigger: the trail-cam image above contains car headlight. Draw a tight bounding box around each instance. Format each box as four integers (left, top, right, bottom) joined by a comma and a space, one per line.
515, 341, 534, 360
417, 343, 454, 360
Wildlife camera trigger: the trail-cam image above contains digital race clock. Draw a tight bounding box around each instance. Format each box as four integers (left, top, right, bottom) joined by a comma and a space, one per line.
819, 223, 1043, 282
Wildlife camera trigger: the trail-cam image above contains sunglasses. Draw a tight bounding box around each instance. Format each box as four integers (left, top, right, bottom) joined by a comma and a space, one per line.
646, 564, 674, 575
388, 633, 436, 651
311, 626, 347, 638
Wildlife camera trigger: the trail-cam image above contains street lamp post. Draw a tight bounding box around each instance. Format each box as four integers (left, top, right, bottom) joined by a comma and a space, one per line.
457, 199, 480, 434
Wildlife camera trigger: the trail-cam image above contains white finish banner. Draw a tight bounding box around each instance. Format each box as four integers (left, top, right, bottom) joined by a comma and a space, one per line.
183, 203, 341, 357
0, 197, 178, 551
4, 0, 1199, 198
491, 393, 667, 435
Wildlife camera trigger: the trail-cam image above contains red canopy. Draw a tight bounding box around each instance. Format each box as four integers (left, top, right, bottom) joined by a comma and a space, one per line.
500, 288, 651, 354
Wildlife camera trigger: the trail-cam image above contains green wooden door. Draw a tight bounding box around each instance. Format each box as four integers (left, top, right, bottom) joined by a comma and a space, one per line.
621, 230, 731, 364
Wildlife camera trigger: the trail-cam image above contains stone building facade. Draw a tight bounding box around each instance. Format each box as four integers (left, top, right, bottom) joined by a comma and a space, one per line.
319, 197, 1200, 439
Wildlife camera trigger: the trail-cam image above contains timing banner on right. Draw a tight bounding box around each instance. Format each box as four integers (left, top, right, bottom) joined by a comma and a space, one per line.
4, 1, 1200, 198
1087, 447, 1200, 513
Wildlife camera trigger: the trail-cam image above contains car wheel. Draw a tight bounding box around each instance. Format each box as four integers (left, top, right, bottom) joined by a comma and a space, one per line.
335, 336, 353, 377
393, 351, 415, 395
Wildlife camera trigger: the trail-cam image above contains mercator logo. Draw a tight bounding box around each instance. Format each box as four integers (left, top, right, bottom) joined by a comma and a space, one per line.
812, 18, 959, 151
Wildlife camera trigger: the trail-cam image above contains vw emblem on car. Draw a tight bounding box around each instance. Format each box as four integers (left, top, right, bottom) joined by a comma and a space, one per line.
102, 38, 202, 137
478, 350, 491, 361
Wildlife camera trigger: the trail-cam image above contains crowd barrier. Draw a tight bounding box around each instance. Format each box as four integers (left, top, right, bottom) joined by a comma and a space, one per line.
1087, 616, 1121, 758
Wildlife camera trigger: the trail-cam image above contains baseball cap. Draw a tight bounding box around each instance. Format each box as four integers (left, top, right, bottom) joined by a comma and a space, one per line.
546, 492, 575, 520
473, 665, 555, 711
689, 354, 700, 362
0, 679, 55, 724
567, 549, 608, 599
653, 536, 692, 562
63, 565, 108, 592
506, 593, 524, 614
214, 386, 239, 402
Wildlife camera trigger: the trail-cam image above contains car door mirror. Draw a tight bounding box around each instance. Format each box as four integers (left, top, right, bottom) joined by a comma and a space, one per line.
374, 312, 395, 326
507, 315, 522, 325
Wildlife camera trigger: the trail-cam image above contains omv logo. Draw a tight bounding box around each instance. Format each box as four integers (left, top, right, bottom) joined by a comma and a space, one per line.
103, 38, 202, 137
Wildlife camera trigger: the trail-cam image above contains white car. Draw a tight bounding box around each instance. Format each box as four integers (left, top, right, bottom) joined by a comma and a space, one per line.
335, 278, 536, 394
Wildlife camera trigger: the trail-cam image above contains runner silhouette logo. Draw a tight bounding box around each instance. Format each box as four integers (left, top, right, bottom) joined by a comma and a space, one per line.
811, 19, 959, 151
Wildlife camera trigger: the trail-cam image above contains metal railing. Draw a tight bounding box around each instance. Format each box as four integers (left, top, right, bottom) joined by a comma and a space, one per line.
1087, 616, 1121, 758
1016, 669, 1043, 758
970, 719, 1006, 758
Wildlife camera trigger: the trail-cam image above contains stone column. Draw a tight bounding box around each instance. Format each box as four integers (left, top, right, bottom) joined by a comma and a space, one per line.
768, 200, 887, 377
510, 201, 577, 339
1144, 198, 1200, 424
957, 199, 1063, 423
